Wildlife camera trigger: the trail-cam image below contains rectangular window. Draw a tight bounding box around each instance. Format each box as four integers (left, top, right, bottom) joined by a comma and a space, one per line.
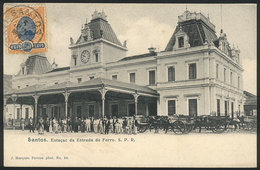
230, 72, 233, 85
55, 82, 58, 85
168, 66, 175, 81
168, 100, 176, 116
25, 108, 29, 119
89, 76, 94, 80
74, 57, 77, 66
216, 64, 219, 79
112, 75, 117, 80
111, 104, 119, 117
149, 70, 155, 85
130, 73, 135, 83
224, 101, 228, 116
231, 102, 234, 118
17, 108, 20, 119
178, 36, 184, 48
77, 106, 82, 118
89, 105, 94, 118
188, 99, 197, 116
238, 76, 240, 88
224, 68, 226, 82
17, 86, 20, 89
189, 63, 197, 79
217, 99, 220, 116
77, 78, 82, 83
128, 104, 135, 116
95, 53, 99, 62
22, 67, 25, 74
42, 108, 47, 117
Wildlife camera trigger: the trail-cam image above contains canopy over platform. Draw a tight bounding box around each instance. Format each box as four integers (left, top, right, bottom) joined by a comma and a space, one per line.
4, 78, 159, 98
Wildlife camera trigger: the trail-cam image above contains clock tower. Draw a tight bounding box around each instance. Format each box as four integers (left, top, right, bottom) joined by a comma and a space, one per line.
68, 10, 127, 70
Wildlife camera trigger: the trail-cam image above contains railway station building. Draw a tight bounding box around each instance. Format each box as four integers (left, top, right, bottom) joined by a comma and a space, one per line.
4, 10, 245, 124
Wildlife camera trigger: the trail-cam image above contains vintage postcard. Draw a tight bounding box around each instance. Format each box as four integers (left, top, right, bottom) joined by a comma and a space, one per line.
3, 3, 257, 167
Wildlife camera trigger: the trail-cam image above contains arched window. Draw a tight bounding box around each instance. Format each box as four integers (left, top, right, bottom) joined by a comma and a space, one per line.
93, 50, 99, 62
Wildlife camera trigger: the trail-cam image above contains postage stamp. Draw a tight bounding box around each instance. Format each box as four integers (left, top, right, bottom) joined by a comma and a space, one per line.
4, 4, 47, 54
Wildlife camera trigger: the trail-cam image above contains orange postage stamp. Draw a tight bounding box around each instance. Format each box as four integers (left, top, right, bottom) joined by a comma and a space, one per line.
4, 4, 47, 54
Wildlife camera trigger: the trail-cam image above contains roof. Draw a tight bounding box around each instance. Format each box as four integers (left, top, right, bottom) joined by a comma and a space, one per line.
46, 66, 70, 73
244, 91, 257, 106
17, 55, 52, 75
5, 78, 159, 97
165, 19, 218, 51
120, 52, 157, 61
4, 74, 13, 94
76, 18, 122, 46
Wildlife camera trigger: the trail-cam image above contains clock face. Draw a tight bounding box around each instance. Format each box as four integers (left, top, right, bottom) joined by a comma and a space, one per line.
81, 50, 90, 63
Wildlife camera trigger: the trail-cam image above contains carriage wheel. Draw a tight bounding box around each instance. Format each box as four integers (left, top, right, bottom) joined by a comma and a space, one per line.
172, 121, 185, 135
212, 122, 226, 133
184, 124, 194, 134
247, 122, 257, 132
137, 125, 147, 133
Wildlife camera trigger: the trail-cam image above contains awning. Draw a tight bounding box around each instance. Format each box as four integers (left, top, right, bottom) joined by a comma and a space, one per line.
4, 78, 159, 98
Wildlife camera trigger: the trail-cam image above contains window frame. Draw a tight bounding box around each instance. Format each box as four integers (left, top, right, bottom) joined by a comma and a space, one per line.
167, 99, 177, 116
230, 71, 233, 85
224, 67, 227, 83
17, 108, 20, 119
148, 69, 156, 85
187, 98, 198, 116
73, 57, 77, 66
110, 103, 119, 117
112, 74, 117, 80
238, 76, 240, 88
187, 63, 197, 80
216, 63, 219, 79
224, 100, 229, 116
88, 104, 95, 118
168, 66, 175, 82
95, 53, 99, 62
217, 98, 221, 116
178, 36, 184, 48
77, 78, 82, 83
25, 108, 29, 119
129, 72, 136, 84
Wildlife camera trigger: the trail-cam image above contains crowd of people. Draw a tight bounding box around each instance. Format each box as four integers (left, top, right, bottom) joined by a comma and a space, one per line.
27, 116, 138, 135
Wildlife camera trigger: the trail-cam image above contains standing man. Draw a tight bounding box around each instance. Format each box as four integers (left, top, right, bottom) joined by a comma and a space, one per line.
93, 118, 98, 133
85, 117, 91, 132
29, 117, 34, 133
105, 118, 110, 134
90, 116, 94, 132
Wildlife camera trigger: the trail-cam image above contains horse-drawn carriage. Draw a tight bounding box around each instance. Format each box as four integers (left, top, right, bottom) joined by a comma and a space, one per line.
238, 115, 257, 131
193, 115, 229, 133
135, 114, 237, 134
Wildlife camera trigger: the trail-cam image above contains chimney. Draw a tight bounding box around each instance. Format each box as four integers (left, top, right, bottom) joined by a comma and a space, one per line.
148, 46, 156, 54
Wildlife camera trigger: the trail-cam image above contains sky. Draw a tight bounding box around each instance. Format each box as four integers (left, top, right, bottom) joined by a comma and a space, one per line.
3, 3, 257, 95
